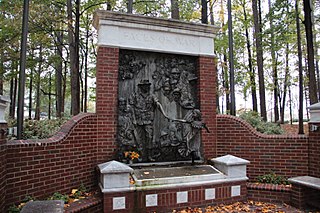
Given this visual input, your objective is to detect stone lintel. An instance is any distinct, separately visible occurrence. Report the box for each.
[93,10,219,56]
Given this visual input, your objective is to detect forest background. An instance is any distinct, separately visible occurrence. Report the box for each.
[0,0,319,137]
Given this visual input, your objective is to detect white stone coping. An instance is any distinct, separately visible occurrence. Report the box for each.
[99,176,248,193]
[0,95,10,124]
[288,176,320,190]
[93,11,219,56]
[0,95,10,103]
[93,11,219,37]
[98,160,133,174]
[307,102,320,110]
[212,154,250,166]
[0,95,10,106]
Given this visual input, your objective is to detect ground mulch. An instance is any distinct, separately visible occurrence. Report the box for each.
[280,124,309,135]
[172,200,320,213]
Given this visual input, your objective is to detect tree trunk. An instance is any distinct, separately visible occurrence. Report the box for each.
[317,59,320,98]
[296,0,304,134]
[227,0,235,116]
[28,67,33,120]
[84,13,89,112]
[242,0,257,112]
[209,0,215,24]
[35,46,42,121]
[48,72,51,119]
[55,14,63,118]
[303,0,318,104]
[313,13,320,100]
[268,0,279,122]
[252,0,267,120]
[62,60,67,115]
[201,0,208,24]
[128,0,133,13]
[288,85,293,125]
[9,73,18,119]
[80,52,84,112]
[280,43,290,124]
[0,50,4,95]
[171,0,180,19]
[223,54,230,112]
[67,0,80,116]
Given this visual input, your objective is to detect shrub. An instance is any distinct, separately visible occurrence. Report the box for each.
[257,172,290,185]
[47,192,69,203]
[239,111,284,135]
[8,196,36,213]
[8,118,69,140]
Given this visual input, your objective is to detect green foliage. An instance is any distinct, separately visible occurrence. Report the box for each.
[22,118,68,139]
[21,195,36,203]
[8,195,36,213]
[239,111,284,135]
[8,118,68,140]
[257,172,290,185]
[78,183,87,193]
[9,185,88,212]
[8,205,20,213]
[47,192,69,203]
[71,183,87,199]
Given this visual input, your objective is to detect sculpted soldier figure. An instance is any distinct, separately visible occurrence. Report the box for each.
[117,98,137,162]
[130,79,169,161]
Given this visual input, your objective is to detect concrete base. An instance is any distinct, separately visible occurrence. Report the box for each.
[133,165,224,187]
[21,200,64,213]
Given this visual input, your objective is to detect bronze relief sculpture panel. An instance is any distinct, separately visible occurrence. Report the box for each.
[117,50,208,163]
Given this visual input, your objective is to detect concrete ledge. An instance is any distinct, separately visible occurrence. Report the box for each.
[100,176,248,193]
[21,200,64,213]
[289,176,320,190]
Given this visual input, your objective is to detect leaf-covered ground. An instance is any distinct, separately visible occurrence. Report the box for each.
[172,201,320,213]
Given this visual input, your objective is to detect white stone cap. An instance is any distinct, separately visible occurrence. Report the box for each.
[93,10,219,38]
[92,10,219,56]
[307,102,320,110]
[98,160,133,174]
[288,176,320,190]
[0,95,10,105]
[211,155,250,166]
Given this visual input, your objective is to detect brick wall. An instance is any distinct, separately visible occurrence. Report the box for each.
[291,184,320,209]
[96,46,119,163]
[247,183,291,204]
[0,123,7,213]
[308,123,320,178]
[2,45,317,212]
[217,115,309,180]
[103,181,247,213]
[5,114,99,208]
[198,56,217,160]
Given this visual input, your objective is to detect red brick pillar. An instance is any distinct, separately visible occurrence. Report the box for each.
[96,46,119,163]
[308,123,320,178]
[290,183,308,209]
[0,123,7,213]
[198,56,217,161]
